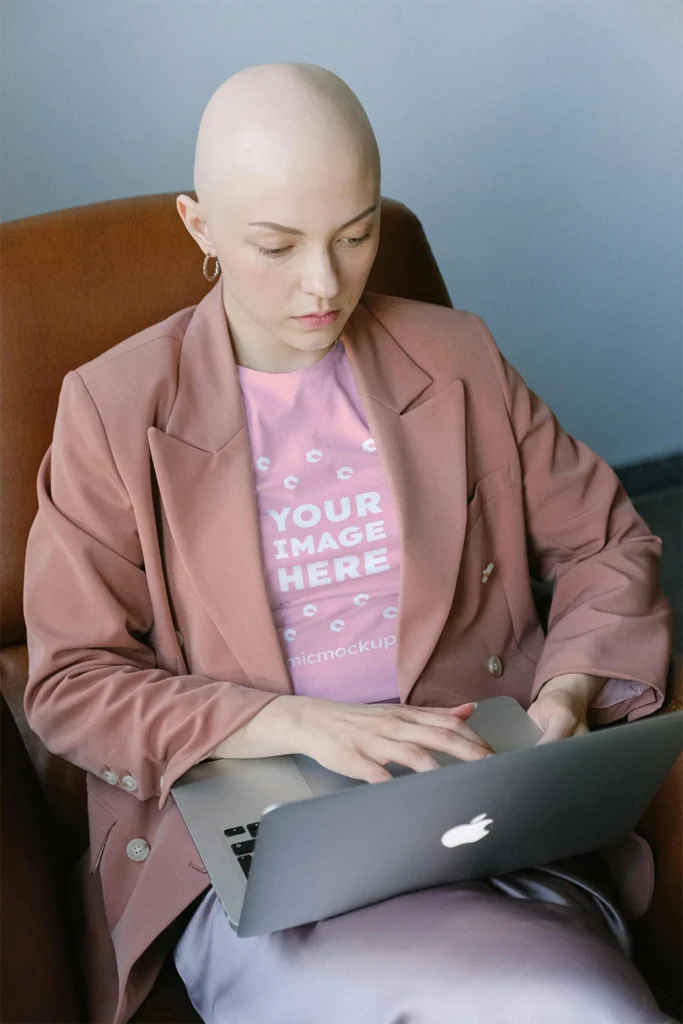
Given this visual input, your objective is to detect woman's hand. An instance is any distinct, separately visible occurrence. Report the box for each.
[284,696,495,783]
[527,672,604,745]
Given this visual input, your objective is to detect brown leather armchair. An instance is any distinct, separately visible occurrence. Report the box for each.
[1,193,681,1023]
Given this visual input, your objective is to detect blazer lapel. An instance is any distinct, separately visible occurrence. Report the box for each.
[148,282,468,705]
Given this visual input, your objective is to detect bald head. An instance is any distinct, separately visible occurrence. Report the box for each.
[177,63,381,373]
[193,62,380,220]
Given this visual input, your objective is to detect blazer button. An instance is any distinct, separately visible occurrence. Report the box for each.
[121,775,138,792]
[487,656,504,678]
[126,838,150,862]
[481,562,495,584]
[175,630,184,648]
[102,769,119,785]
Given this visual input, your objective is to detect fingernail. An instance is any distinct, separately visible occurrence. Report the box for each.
[471,702,479,708]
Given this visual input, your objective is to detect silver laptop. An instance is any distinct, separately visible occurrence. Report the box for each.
[171,696,683,938]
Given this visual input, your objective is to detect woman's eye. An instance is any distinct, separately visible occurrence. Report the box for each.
[255,245,288,258]
[257,231,372,259]
[344,232,370,245]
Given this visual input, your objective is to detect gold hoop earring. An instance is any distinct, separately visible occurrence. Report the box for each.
[203,253,221,282]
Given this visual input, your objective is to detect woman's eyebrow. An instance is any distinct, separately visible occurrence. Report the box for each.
[247,204,377,235]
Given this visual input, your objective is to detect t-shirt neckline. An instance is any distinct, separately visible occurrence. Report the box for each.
[237,337,343,381]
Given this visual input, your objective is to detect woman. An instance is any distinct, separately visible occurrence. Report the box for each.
[23,63,674,1023]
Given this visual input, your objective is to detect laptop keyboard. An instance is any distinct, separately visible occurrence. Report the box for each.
[224,821,260,877]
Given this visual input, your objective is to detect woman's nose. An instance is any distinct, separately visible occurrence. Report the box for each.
[301,252,341,294]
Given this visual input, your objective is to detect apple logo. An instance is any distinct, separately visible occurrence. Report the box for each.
[440,812,494,848]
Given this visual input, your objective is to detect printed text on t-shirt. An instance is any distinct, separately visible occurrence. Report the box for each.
[265,490,391,593]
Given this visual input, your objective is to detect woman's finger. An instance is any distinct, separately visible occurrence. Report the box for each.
[403,706,494,753]
[389,720,494,760]
[535,706,578,745]
[426,702,477,719]
[373,702,475,718]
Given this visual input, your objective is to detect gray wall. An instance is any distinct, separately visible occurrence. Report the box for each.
[2,0,681,468]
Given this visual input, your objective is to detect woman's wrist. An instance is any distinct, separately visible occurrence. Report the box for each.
[538,672,605,705]
[208,694,303,760]
[206,696,317,761]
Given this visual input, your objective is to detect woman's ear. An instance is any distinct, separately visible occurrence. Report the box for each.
[176,194,212,252]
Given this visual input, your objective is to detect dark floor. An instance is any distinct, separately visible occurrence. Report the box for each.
[631,487,682,656]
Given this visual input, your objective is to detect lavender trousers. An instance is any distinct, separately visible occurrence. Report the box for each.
[173,855,672,1024]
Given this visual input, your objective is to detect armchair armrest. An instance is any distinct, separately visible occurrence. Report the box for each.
[0,691,83,1023]
[632,653,682,1020]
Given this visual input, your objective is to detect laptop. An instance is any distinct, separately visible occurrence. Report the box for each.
[171,695,683,938]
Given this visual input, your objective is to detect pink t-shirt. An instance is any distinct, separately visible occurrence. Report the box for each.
[237,338,401,704]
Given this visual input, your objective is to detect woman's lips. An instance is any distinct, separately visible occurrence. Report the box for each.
[293,310,339,328]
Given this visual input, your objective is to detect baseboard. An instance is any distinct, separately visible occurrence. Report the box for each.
[612,452,682,498]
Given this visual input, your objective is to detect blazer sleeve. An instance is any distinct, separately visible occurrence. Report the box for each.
[23,370,283,810]
[465,314,674,724]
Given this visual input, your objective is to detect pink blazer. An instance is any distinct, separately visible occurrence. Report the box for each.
[23,281,673,1022]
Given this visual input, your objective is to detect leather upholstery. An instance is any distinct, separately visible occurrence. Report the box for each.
[1,192,680,1022]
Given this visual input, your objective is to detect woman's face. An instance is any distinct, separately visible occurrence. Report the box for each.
[191,158,381,371]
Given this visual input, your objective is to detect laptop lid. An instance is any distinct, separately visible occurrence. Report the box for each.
[235,708,682,936]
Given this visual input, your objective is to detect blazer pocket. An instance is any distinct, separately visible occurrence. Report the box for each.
[465,463,514,534]
[88,792,117,874]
